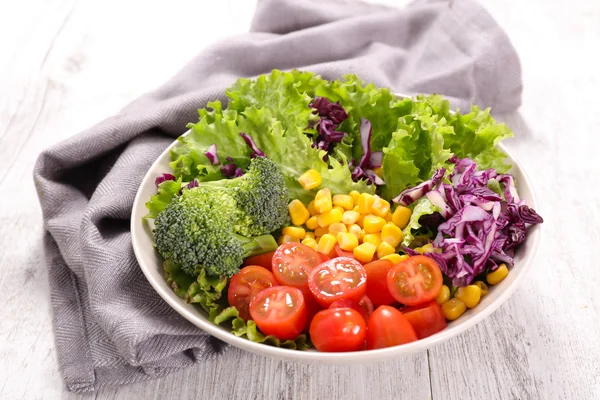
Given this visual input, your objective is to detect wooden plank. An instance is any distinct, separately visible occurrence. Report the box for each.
[62,349,430,400]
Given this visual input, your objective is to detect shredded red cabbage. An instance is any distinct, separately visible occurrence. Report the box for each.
[205,144,219,165]
[349,118,385,186]
[399,157,543,286]
[155,173,175,187]
[309,97,348,154]
[240,133,265,158]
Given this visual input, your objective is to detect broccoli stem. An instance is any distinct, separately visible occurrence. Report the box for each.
[236,234,278,258]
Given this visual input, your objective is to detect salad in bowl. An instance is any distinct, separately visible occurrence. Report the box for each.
[134,70,543,355]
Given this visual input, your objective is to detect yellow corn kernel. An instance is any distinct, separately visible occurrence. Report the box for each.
[305,216,319,230]
[358,229,366,241]
[333,194,354,211]
[372,166,383,178]
[442,298,467,321]
[371,196,391,218]
[384,212,393,222]
[349,190,360,204]
[474,281,489,296]
[455,285,482,309]
[417,243,440,254]
[305,232,315,239]
[342,210,361,225]
[347,224,362,238]
[357,193,375,214]
[363,215,386,233]
[317,234,337,256]
[318,207,343,228]
[353,205,360,212]
[278,235,299,245]
[301,237,318,251]
[377,241,396,259]
[314,188,333,213]
[353,242,377,263]
[328,222,347,235]
[282,226,306,240]
[363,233,382,247]
[333,205,345,215]
[435,285,451,305]
[337,232,359,251]
[307,201,319,217]
[314,227,329,238]
[356,214,365,228]
[487,264,509,285]
[288,200,310,226]
[381,222,403,248]
[392,206,412,229]
[380,253,409,265]
[298,169,322,190]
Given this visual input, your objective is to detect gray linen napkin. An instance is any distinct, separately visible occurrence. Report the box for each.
[34,0,522,392]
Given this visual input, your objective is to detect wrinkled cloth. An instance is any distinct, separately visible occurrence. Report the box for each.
[34,0,522,392]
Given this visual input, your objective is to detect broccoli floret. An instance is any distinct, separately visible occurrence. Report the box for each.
[199,156,289,236]
[154,187,278,277]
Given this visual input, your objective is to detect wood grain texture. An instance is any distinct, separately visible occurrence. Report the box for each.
[0,0,599,399]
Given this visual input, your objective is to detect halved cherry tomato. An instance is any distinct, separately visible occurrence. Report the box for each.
[366,305,418,350]
[308,257,367,308]
[386,255,443,306]
[228,266,279,320]
[249,286,306,340]
[309,308,367,352]
[402,301,447,339]
[272,243,325,291]
[243,251,275,270]
[364,259,396,306]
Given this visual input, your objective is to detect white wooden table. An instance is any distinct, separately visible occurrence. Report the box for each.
[1,0,599,398]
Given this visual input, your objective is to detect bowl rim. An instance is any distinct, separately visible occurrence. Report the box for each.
[131,101,541,362]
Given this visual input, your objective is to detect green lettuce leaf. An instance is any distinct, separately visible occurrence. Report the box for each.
[380,101,454,200]
[444,105,513,173]
[170,101,249,181]
[144,179,182,219]
[185,269,229,322]
[401,197,442,247]
[163,259,196,298]
[226,69,324,135]
[214,306,310,350]
[314,74,413,160]
[171,76,374,204]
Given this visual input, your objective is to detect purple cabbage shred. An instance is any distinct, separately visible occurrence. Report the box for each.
[155,173,175,187]
[396,156,543,286]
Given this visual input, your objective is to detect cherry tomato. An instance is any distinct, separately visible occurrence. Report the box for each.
[366,305,418,350]
[329,295,374,322]
[249,286,306,340]
[309,308,367,352]
[272,243,325,290]
[387,255,443,306]
[318,252,330,263]
[301,287,324,332]
[364,259,396,306]
[243,251,275,270]
[358,295,374,319]
[308,257,367,308]
[334,244,355,259]
[402,301,447,339]
[227,266,279,320]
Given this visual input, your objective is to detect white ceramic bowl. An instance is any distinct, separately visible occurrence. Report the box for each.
[131,130,541,364]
